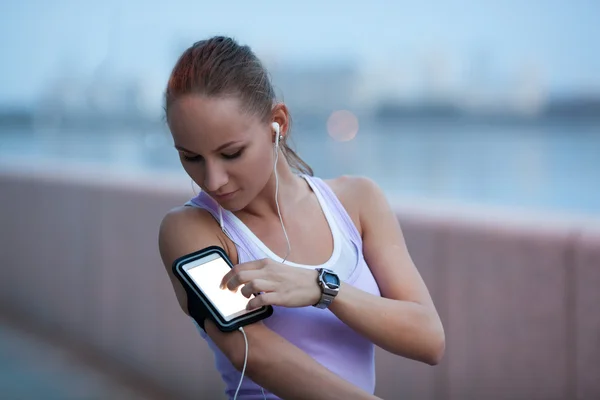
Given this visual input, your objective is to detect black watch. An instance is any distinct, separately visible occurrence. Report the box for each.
[313,268,340,309]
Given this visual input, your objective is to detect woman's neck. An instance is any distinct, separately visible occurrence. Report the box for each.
[237,153,307,221]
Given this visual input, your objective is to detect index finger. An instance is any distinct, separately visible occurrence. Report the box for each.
[219,259,266,289]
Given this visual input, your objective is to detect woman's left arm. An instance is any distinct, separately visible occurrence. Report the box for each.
[221,177,445,365]
[328,177,445,365]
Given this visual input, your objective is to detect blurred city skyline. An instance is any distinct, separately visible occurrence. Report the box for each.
[1,0,599,217]
[1,0,600,113]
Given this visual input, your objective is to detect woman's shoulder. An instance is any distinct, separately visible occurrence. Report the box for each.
[322,174,380,197]
[158,206,237,265]
[160,205,215,238]
[320,175,385,235]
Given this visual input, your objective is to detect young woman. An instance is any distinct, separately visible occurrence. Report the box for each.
[159,36,445,400]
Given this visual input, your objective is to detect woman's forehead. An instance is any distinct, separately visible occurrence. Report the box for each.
[169,95,260,150]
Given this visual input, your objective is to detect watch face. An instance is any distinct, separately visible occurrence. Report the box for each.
[323,271,340,288]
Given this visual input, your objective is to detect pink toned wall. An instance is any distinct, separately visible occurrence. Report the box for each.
[1,166,598,400]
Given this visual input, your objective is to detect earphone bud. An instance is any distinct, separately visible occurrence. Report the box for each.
[272,122,281,147]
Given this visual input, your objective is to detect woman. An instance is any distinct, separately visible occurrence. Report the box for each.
[159,36,445,400]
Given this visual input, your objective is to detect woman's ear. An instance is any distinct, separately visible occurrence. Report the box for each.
[271,103,289,136]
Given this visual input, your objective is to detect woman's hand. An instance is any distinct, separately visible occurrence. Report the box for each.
[220,259,322,310]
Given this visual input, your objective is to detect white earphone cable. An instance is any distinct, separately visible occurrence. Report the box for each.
[233,326,250,400]
[230,123,289,400]
[273,132,291,263]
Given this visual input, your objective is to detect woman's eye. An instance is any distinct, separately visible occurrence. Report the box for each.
[182,153,203,162]
[223,149,243,160]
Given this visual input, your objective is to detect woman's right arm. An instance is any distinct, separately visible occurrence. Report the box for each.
[159,207,380,400]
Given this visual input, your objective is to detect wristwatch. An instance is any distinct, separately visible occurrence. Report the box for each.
[313,268,340,309]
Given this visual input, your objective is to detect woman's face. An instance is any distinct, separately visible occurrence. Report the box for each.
[167,95,276,211]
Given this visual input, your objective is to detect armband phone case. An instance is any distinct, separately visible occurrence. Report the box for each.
[172,245,273,332]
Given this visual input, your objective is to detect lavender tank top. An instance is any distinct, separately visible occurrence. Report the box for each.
[185,175,381,399]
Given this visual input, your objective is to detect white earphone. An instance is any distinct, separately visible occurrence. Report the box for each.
[272,122,281,147]
[226,119,290,400]
[270,120,290,262]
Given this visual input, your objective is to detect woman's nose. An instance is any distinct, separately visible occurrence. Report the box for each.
[203,161,228,193]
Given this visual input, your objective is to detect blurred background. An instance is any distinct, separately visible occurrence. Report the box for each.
[2,0,600,214]
[1,1,599,399]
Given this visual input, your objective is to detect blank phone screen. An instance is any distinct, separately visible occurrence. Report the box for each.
[184,253,255,321]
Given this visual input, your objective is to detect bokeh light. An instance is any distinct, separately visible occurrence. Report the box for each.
[326,110,359,142]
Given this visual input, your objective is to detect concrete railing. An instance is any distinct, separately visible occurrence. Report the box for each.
[1,163,598,400]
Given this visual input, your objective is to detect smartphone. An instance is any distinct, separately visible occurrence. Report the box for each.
[172,246,273,332]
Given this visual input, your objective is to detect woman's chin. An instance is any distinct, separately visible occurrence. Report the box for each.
[214,193,246,212]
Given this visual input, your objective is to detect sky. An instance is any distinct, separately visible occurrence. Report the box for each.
[1,0,599,108]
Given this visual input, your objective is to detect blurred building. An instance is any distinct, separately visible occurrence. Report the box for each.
[32,72,161,129]
[269,62,362,117]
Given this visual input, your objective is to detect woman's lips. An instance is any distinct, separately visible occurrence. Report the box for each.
[213,190,238,201]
